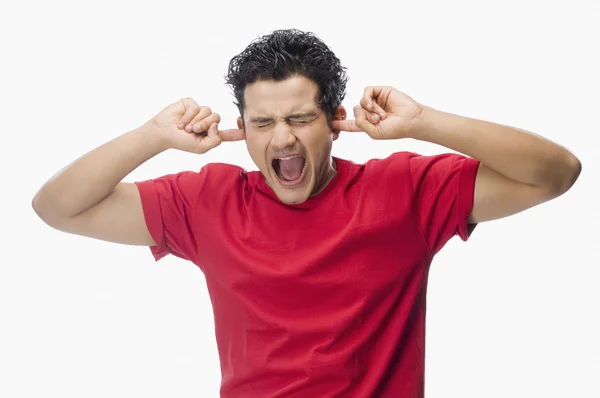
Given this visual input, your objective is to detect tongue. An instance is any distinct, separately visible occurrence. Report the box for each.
[279,157,305,181]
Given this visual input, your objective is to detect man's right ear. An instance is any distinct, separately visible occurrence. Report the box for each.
[237,117,244,130]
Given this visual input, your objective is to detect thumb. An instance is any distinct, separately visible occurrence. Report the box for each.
[198,122,222,153]
[353,105,377,136]
[207,122,221,140]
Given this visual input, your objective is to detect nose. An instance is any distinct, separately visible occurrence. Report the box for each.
[271,122,297,151]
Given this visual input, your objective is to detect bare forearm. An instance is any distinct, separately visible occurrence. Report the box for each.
[408,106,581,192]
[32,123,168,219]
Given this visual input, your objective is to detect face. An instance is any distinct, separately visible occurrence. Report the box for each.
[238,75,346,205]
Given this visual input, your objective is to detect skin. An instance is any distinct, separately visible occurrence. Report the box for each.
[236,75,347,205]
[31,80,580,248]
[334,86,582,223]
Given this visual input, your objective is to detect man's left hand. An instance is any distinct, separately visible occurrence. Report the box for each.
[332,86,424,140]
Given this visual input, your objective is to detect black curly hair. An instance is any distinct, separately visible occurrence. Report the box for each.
[225,29,349,128]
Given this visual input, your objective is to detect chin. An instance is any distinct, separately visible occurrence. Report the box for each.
[264,155,315,204]
[267,167,315,205]
[274,189,311,205]
[270,178,314,204]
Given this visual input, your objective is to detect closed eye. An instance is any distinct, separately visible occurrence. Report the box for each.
[289,120,311,125]
[256,121,310,128]
[254,118,315,129]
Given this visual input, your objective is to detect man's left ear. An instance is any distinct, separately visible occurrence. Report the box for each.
[331,106,347,141]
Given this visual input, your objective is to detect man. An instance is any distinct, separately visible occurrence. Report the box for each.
[32,29,581,397]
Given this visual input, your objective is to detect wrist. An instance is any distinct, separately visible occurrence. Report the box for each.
[405,105,437,140]
[133,121,172,153]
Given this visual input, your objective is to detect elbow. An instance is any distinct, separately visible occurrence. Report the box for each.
[31,192,43,218]
[32,194,65,231]
[32,190,81,232]
[32,192,51,223]
[568,154,582,185]
[32,191,60,226]
[547,152,582,196]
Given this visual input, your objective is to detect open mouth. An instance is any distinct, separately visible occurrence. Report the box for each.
[272,155,307,185]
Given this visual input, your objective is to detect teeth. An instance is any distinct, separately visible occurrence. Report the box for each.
[272,155,307,182]
[277,155,301,160]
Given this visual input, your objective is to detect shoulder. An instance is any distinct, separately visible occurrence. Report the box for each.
[201,162,248,178]
[362,151,418,177]
[358,151,478,194]
[364,151,475,176]
[150,162,246,186]
[363,151,465,168]
[195,162,253,190]
[143,162,250,201]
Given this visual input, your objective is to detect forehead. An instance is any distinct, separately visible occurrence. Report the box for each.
[243,75,319,118]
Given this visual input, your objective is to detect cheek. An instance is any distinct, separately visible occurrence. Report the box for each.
[302,127,333,158]
[245,134,271,166]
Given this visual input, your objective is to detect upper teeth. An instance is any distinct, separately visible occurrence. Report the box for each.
[278,156,300,160]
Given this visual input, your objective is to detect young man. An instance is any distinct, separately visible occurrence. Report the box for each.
[32,29,581,397]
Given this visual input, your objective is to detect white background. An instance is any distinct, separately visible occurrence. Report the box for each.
[1,0,599,397]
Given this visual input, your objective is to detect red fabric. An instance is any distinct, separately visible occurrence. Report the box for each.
[134,151,480,398]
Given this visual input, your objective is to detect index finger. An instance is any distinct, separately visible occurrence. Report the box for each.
[331,119,363,132]
[218,128,245,141]
[361,86,385,108]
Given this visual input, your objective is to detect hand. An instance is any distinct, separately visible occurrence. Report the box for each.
[146,98,245,154]
[332,86,424,140]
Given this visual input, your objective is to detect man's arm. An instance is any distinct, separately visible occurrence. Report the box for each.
[32,99,229,245]
[407,106,582,223]
[333,85,581,224]
[32,127,167,245]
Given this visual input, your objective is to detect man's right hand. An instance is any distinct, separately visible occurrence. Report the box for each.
[148,98,245,154]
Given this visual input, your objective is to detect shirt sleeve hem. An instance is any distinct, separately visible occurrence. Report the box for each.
[456,157,481,241]
[134,180,170,261]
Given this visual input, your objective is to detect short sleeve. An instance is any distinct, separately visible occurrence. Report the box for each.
[134,168,210,262]
[408,152,480,255]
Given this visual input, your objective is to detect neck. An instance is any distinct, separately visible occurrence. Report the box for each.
[311,157,337,197]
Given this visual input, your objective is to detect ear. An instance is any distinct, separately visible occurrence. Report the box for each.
[331,106,347,141]
[237,117,244,130]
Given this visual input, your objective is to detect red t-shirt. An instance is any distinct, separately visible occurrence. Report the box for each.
[135,151,480,397]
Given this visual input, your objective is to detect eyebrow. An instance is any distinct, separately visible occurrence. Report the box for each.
[249,112,319,124]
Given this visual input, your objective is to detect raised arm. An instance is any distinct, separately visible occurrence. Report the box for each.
[32,98,243,245]
[333,86,581,224]
[405,106,581,223]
